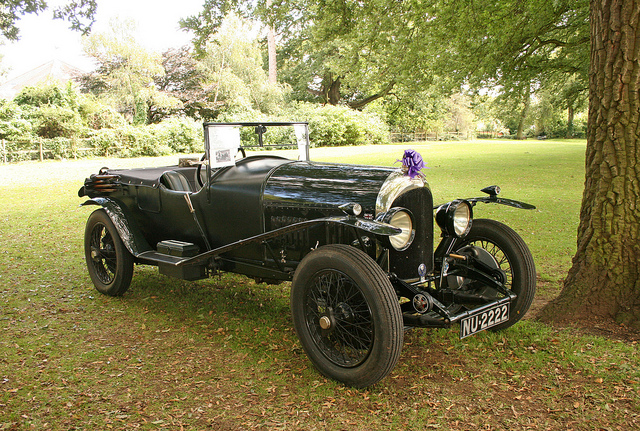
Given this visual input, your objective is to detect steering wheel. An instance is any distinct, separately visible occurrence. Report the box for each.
[196,147,247,188]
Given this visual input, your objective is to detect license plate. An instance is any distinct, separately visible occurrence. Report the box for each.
[460,302,510,339]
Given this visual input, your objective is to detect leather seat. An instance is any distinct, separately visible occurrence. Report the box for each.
[161,170,192,192]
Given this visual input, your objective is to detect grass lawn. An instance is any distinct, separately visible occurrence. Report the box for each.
[1,139,638,430]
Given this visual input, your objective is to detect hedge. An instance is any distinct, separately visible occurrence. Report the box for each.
[1,118,203,161]
[2,105,391,162]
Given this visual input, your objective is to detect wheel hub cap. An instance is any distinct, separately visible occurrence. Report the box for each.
[91,248,101,262]
[319,316,331,330]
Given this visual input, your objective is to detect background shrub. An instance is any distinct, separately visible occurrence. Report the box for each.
[115,126,172,158]
[13,83,75,108]
[287,103,390,147]
[1,91,392,162]
[88,129,120,157]
[222,102,390,148]
[32,106,86,139]
[0,101,34,141]
[42,137,73,159]
[149,118,202,153]
[80,99,128,130]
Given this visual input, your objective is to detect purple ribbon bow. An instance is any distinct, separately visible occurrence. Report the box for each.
[399,149,425,179]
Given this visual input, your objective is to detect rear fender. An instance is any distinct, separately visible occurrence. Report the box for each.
[81,197,152,257]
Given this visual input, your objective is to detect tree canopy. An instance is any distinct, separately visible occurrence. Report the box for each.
[0,0,96,40]
[80,19,180,124]
[181,0,589,115]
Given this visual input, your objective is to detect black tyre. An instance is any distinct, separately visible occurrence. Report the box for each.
[291,244,403,388]
[453,219,536,330]
[84,209,134,296]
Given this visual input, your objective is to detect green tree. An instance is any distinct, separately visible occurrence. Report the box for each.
[0,99,33,139]
[182,0,589,117]
[180,0,278,83]
[549,75,589,138]
[80,19,180,124]
[0,0,96,40]
[182,1,420,108]
[200,12,286,116]
[306,0,588,114]
[13,82,87,138]
[154,46,219,121]
[179,0,242,56]
[380,87,449,133]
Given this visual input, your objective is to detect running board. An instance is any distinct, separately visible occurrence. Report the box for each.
[138,241,208,281]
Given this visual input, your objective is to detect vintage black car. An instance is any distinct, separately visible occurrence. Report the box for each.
[79,122,536,387]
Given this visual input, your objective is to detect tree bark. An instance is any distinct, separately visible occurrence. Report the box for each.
[540,0,640,328]
[516,88,531,140]
[306,72,342,104]
[326,73,341,105]
[348,81,396,110]
[266,0,277,84]
[566,106,575,138]
[267,27,277,84]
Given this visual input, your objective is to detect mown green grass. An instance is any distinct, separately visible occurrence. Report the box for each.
[1,139,638,430]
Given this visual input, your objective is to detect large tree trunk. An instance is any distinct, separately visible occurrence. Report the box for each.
[348,81,396,110]
[326,73,341,105]
[515,89,530,140]
[540,0,640,328]
[267,27,277,84]
[266,0,277,84]
[306,72,342,104]
[566,105,575,139]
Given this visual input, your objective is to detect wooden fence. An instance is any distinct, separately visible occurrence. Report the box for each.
[476,130,504,139]
[389,131,470,142]
[1,138,94,163]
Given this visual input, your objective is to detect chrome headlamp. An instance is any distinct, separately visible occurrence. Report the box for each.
[378,207,415,251]
[435,199,473,238]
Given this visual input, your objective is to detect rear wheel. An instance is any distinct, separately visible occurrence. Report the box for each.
[453,219,536,330]
[84,209,134,296]
[291,245,403,387]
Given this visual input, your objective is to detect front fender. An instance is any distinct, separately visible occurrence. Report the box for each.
[434,188,536,211]
[81,197,152,257]
[466,196,536,210]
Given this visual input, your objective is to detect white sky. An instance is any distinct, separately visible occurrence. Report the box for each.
[1,0,205,81]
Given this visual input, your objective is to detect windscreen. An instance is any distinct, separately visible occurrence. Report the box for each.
[204,122,310,167]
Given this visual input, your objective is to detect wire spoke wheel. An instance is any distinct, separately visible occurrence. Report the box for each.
[470,239,512,285]
[89,222,117,285]
[84,209,134,296]
[291,245,403,388]
[305,269,374,367]
[454,219,536,330]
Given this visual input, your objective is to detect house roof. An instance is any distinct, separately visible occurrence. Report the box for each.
[0,59,85,100]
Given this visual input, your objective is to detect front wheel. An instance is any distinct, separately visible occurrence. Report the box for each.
[453,219,536,330]
[291,245,403,388]
[84,209,134,296]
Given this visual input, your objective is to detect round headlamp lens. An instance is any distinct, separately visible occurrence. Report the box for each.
[388,209,414,251]
[453,202,472,236]
[436,200,473,238]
